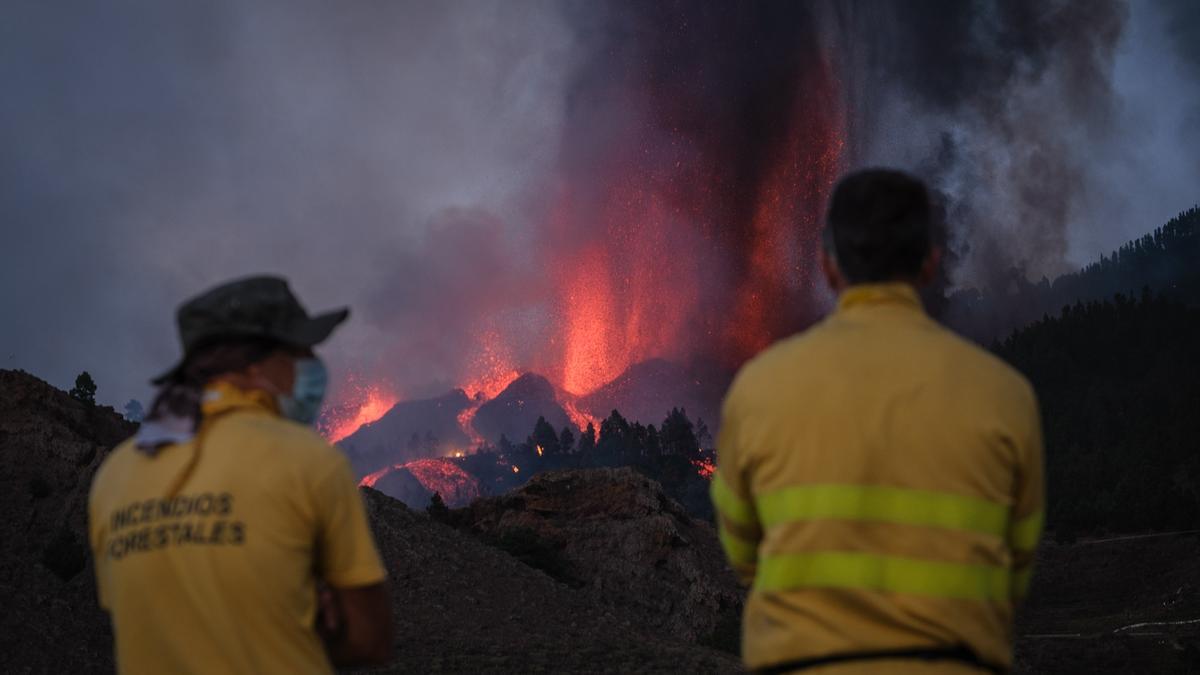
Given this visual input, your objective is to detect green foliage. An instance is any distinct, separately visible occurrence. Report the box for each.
[69,371,97,405]
[995,290,1200,539]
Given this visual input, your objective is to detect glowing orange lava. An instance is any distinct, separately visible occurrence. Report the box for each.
[359,458,481,507]
[555,177,699,396]
[559,396,600,437]
[322,379,400,443]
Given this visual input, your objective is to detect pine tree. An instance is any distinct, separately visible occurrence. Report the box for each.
[69,371,97,406]
[123,399,144,423]
[530,416,560,456]
[578,422,596,455]
[559,426,576,454]
[661,408,699,459]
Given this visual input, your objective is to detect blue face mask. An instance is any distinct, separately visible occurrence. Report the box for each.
[278,357,328,425]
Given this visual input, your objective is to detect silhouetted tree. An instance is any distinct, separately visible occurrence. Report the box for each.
[123,399,144,423]
[497,434,516,457]
[661,408,699,459]
[578,422,597,455]
[530,416,561,456]
[645,424,662,457]
[69,371,96,406]
[559,426,575,454]
[695,418,712,449]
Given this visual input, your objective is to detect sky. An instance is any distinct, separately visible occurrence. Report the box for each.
[2,0,1198,409]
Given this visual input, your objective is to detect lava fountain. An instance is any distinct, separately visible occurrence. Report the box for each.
[329,4,849,453]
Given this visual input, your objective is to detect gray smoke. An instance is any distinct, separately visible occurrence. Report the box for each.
[1,1,1197,409]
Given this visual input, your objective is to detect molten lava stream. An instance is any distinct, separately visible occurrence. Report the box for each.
[323,383,399,443]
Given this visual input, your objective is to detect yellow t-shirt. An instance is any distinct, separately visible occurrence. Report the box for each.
[88,383,387,675]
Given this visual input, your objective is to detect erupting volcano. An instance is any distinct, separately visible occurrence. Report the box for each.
[325,4,851,489]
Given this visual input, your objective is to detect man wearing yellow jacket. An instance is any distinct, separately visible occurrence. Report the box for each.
[713,170,1044,674]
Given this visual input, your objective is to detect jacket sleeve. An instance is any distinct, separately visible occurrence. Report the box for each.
[711,375,763,585]
[1008,385,1045,602]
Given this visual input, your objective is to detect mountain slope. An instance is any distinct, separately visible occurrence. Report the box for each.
[0,369,741,673]
[0,369,133,674]
[473,373,574,442]
[339,388,472,476]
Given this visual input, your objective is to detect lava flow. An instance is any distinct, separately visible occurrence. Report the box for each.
[359,458,481,508]
[319,377,400,443]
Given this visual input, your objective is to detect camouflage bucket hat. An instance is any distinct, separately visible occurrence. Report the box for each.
[151,275,349,385]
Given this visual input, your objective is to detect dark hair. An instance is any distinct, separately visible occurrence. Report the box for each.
[146,337,281,427]
[823,168,934,283]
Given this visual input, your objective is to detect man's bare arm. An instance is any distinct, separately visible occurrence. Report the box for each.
[317,581,393,666]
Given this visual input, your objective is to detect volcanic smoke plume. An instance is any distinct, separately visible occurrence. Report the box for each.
[330,0,1135,442]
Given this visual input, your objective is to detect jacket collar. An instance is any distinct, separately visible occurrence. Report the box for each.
[201,380,280,420]
[836,282,924,314]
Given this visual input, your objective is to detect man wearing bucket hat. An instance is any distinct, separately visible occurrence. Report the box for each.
[88,276,392,674]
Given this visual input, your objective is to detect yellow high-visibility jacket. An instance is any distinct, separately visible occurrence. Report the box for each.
[713,283,1044,674]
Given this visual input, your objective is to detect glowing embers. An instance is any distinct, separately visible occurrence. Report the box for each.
[692,458,715,480]
[320,377,399,443]
[360,458,481,508]
[555,180,700,398]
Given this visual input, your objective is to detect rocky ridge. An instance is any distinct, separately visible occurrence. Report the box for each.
[452,467,743,648]
[0,369,742,673]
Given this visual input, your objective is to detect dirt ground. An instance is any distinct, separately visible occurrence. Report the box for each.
[1014,531,1200,673]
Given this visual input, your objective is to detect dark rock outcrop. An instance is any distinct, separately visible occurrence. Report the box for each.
[362,488,742,673]
[0,369,134,674]
[453,467,744,648]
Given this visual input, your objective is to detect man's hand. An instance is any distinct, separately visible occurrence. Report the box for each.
[316,581,393,666]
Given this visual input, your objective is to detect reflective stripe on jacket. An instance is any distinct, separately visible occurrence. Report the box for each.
[713,282,1044,672]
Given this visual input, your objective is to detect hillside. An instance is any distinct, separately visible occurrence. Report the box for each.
[338,388,473,476]
[0,369,133,674]
[994,291,1200,539]
[5,367,1199,672]
[946,206,1200,341]
[0,369,741,673]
